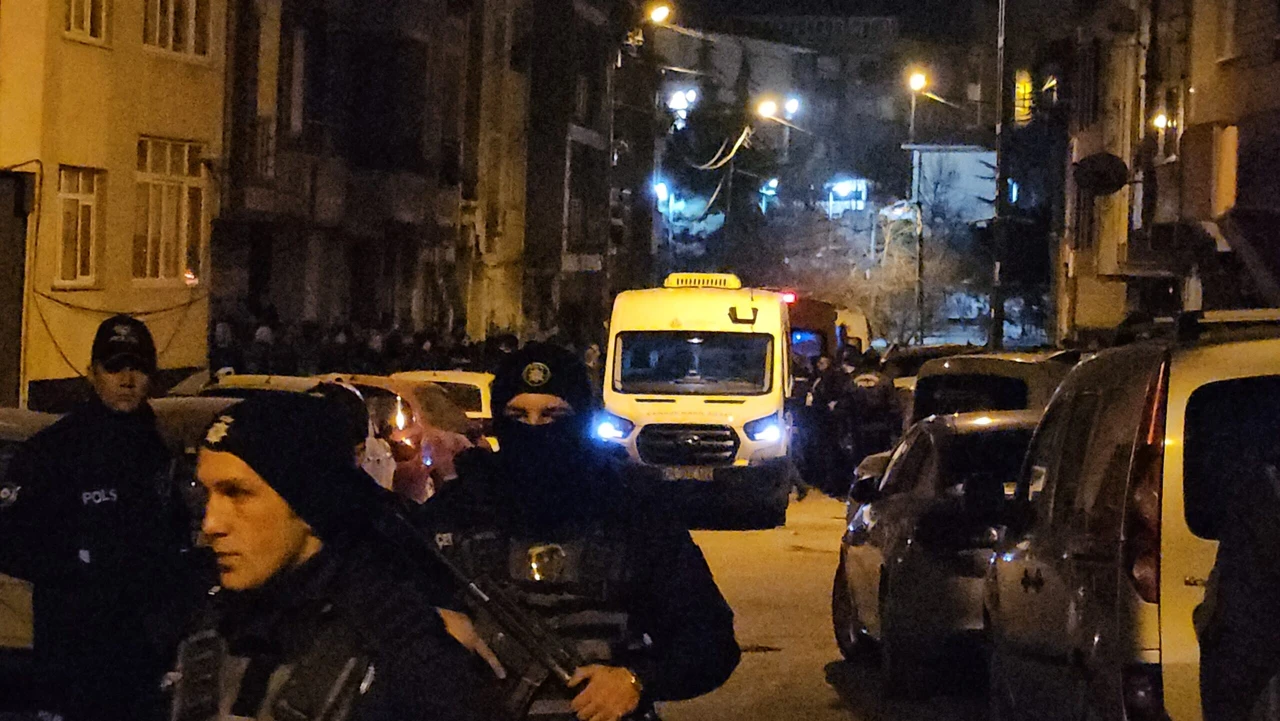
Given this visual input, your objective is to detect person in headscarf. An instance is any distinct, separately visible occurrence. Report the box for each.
[417,343,740,721]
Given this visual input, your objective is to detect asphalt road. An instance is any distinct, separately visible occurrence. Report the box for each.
[661,493,987,721]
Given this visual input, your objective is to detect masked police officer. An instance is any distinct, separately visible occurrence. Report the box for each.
[419,343,741,721]
[0,315,194,720]
[175,392,499,721]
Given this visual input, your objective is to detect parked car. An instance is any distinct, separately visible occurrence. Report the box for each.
[392,370,497,449]
[880,344,980,415]
[832,410,1039,696]
[909,350,1080,425]
[315,374,473,502]
[194,374,320,398]
[985,312,1280,721]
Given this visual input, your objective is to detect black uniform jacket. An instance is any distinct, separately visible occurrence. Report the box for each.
[417,451,742,704]
[0,398,194,716]
[207,539,503,721]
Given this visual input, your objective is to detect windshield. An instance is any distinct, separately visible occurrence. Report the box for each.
[432,382,485,414]
[942,428,1035,495]
[913,374,1030,422]
[614,332,773,396]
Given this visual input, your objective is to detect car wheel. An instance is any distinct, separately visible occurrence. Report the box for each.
[879,573,927,699]
[831,561,869,660]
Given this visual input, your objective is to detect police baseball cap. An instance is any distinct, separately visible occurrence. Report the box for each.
[201,392,388,540]
[91,314,157,374]
[491,342,595,415]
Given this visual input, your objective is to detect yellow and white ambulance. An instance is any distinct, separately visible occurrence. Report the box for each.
[599,273,793,528]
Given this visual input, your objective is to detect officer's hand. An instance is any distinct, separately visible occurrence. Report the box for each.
[437,608,506,679]
[569,665,641,721]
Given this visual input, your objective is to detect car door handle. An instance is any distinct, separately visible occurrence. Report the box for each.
[1020,568,1046,593]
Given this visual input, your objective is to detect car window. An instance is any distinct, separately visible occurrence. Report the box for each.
[358,386,416,435]
[1018,396,1071,527]
[913,374,1030,422]
[433,382,485,414]
[940,428,1035,497]
[411,386,471,435]
[881,432,932,496]
[1072,377,1150,541]
[1049,394,1101,532]
[0,440,20,482]
[1185,375,1280,539]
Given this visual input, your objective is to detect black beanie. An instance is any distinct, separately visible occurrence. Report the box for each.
[491,342,596,416]
[200,393,380,539]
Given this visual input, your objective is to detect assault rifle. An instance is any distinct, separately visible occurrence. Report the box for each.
[373,506,658,721]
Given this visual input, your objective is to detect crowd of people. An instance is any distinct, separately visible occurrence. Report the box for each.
[207,316,608,393]
[789,345,903,498]
[0,315,736,721]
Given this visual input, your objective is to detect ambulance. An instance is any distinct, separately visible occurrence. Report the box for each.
[599,273,793,528]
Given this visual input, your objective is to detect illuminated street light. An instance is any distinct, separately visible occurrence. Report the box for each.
[908,71,928,145]
[909,72,928,93]
[757,99,779,119]
[667,91,690,111]
[1153,112,1169,130]
[649,3,672,23]
[685,89,698,103]
[653,182,670,203]
[833,180,857,198]
[784,97,801,118]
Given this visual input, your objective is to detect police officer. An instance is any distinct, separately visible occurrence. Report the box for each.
[177,392,500,721]
[419,343,740,721]
[838,349,899,468]
[0,315,194,720]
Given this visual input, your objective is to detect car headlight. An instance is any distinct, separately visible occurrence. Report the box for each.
[595,412,635,441]
[744,414,783,443]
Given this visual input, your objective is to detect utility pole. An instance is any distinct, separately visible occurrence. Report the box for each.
[990,0,1011,350]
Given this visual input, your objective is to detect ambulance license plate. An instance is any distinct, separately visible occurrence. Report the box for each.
[662,466,716,482]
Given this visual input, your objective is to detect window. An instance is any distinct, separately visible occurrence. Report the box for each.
[1185,375,1280,538]
[1213,125,1239,216]
[65,0,106,42]
[881,433,932,496]
[1014,70,1034,124]
[1049,394,1101,531]
[614,332,773,395]
[133,138,205,282]
[144,0,210,56]
[912,374,1030,423]
[57,167,102,285]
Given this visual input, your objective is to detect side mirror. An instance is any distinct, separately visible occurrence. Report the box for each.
[849,477,881,505]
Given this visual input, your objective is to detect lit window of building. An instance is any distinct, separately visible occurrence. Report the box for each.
[57,167,103,285]
[1015,70,1034,124]
[133,138,205,282]
[143,0,211,56]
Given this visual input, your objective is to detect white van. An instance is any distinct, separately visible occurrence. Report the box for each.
[599,273,793,528]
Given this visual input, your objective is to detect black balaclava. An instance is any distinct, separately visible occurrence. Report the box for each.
[490,342,603,532]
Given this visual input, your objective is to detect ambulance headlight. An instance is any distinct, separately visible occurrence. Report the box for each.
[595,412,635,441]
[744,414,783,443]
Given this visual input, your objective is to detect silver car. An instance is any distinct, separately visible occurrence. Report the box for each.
[832,410,1039,697]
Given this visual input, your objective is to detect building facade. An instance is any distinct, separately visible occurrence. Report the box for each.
[0,0,224,409]
[216,0,473,340]
[1057,0,1280,342]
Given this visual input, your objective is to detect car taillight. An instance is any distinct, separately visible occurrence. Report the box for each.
[1125,361,1168,605]
[1122,663,1169,721]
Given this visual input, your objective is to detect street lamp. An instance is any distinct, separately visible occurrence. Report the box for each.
[784,97,801,119]
[757,99,779,119]
[908,71,928,144]
[648,2,672,23]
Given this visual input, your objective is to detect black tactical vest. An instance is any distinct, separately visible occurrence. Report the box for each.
[437,523,640,721]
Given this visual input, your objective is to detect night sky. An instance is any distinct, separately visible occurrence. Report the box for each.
[683,0,986,42]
